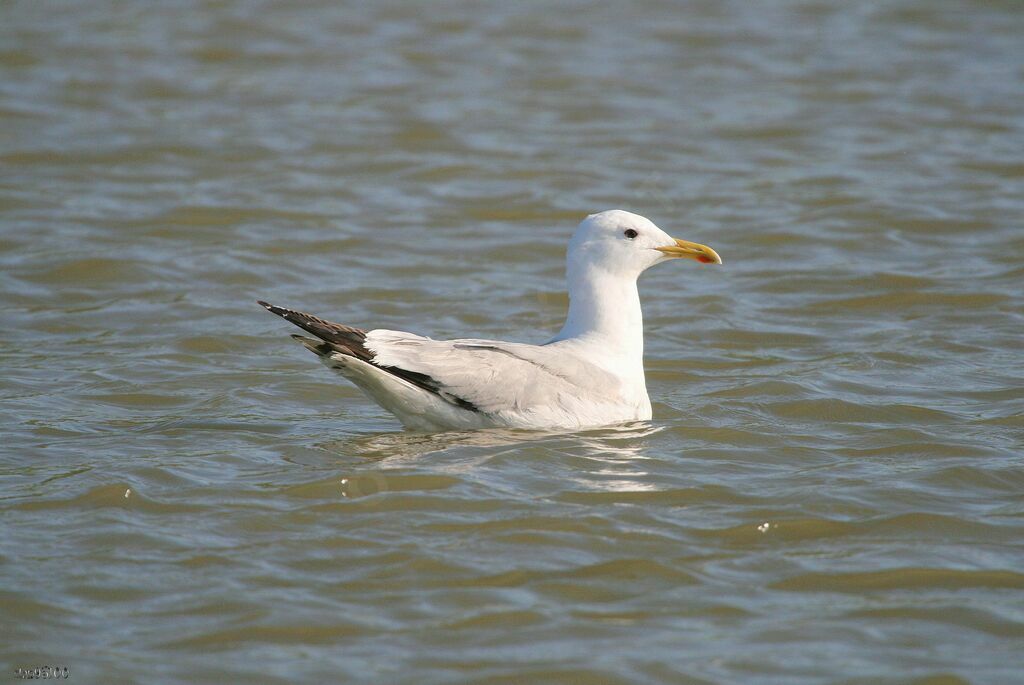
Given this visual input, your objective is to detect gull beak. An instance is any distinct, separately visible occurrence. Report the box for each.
[655,238,723,265]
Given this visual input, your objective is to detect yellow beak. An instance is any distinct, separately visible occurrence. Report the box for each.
[655,238,723,265]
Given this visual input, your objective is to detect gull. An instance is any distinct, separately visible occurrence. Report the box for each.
[259,210,721,431]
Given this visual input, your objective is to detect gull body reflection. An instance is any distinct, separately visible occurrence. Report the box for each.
[311,422,668,499]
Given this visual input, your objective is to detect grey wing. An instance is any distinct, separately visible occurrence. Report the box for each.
[365,331,624,418]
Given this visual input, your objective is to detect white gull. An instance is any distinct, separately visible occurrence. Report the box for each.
[259,210,722,431]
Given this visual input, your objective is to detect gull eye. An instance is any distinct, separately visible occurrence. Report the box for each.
[623,229,638,239]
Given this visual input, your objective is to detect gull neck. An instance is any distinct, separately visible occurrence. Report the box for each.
[550,261,645,364]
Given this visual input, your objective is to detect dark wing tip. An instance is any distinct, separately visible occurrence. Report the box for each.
[257,300,293,319]
[258,301,372,359]
[290,333,337,357]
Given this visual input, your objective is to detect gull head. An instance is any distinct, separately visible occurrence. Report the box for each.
[567,210,722,280]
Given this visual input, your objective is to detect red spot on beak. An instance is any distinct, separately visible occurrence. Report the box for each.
[697,255,713,264]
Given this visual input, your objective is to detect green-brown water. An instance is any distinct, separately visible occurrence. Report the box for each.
[2,1,1023,683]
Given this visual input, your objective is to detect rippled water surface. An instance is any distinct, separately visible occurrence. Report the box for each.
[2,1,1023,683]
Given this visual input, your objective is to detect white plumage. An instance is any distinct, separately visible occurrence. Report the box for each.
[260,210,721,431]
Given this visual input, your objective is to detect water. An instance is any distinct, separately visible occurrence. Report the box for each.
[2,1,1023,683]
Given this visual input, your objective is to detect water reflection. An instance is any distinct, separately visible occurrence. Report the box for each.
[319,421,660,462]
[314,421,667,493]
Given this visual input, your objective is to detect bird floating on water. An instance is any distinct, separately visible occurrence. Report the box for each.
[259,210,721,431]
